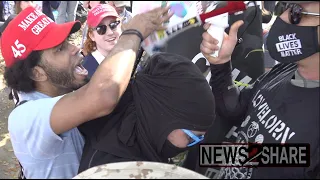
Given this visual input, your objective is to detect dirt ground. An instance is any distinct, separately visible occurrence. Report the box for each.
[0,76,18,179]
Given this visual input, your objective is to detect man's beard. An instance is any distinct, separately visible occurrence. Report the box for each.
[43,64,88,92]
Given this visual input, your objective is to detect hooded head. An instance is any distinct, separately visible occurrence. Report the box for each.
[133,53,216,160]
[92,53,216,163]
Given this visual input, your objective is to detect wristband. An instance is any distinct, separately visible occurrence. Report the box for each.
[121,29,144,43]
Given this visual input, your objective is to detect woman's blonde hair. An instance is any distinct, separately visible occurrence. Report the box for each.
[83,28,97,56]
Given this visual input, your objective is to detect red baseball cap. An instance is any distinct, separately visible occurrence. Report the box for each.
[0,6,81,67]
[87,4,119,28]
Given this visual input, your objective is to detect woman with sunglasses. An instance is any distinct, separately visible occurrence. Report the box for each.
[197,1,319,179]
[82,4,122,78]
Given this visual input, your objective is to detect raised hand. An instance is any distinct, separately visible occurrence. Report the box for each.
[200,20,244,64]
[123,6,174,39]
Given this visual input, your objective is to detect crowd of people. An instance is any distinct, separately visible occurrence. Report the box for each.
[0,1,319,179]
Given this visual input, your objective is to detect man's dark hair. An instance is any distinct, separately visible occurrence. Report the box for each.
[4,51,42,100]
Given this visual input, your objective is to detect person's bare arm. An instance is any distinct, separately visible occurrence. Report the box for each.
[50,6,173,135]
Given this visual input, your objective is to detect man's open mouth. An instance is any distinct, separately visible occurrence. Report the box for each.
[74,60,88,76]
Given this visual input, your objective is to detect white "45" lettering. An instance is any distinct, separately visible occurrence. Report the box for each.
[11,40,26,58]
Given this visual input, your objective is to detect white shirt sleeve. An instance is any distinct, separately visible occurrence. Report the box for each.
[8,95,66,160]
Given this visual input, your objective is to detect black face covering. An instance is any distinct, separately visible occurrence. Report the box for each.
[160,140,188,160]
[266,17,319,63]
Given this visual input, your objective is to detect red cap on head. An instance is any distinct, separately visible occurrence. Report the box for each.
[0,6,81,67]
[87,4,119,28]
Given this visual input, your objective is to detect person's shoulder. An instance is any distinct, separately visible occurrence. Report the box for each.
[83,53,95,63]
[12,95,63,110]
[8,96,64,130]
[83,53,99,77]
[267,63,297,76]
[83,53,98,68]
[255,63,297,84]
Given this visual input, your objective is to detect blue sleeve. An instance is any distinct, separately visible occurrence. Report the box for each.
[8,95,66,159]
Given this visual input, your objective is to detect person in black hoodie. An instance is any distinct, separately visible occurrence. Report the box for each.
[77,52,216,174]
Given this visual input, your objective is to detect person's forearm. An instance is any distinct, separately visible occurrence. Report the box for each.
[209,61,252,121]
[84,34,140,117]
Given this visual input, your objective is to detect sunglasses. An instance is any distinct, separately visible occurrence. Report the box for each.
[287,3,320,24]
[94,20,121,35]
[182,129,204,147]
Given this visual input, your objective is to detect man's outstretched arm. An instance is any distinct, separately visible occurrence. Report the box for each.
[50,6,174,135]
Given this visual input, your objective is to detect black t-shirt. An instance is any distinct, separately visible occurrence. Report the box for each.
[183,63,319,179]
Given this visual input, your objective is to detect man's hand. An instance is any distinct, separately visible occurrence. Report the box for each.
[200,20,244,65]
[123,6,174,39]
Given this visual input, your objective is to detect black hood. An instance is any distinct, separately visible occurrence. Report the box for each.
[92,52,216,162]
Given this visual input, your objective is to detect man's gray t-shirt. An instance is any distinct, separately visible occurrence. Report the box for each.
[8,91,84,179]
